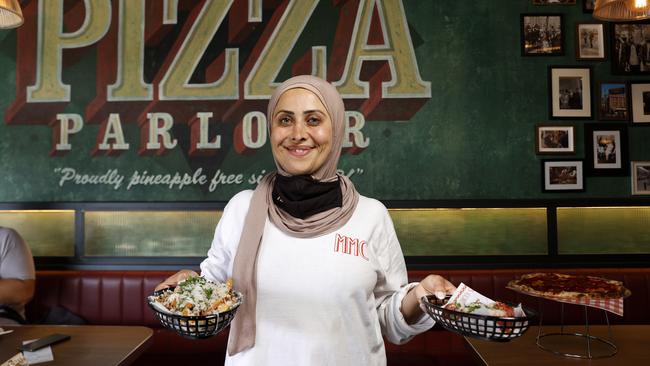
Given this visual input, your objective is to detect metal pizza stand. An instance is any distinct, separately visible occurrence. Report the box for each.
[507,275,631,359]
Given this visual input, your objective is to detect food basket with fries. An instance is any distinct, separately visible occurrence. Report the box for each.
[147,277,243,339]
[422,294,537,342]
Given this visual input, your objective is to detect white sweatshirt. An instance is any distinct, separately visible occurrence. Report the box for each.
[200,190,434,366]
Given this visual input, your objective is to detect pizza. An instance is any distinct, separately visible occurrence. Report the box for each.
[507,273,631,300]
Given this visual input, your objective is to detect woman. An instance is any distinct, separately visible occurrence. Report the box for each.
[156,75,455,365]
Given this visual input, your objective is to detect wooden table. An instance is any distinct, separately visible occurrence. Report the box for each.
[465,325,650,366]
[0,325,153,366]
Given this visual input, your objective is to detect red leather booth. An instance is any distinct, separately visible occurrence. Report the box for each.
[26,268,650,366]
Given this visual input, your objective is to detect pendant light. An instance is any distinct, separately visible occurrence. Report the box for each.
[593,0,650,21]
[0,0,23,29]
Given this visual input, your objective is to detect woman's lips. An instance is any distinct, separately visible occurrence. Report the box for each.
[285,145,312,157]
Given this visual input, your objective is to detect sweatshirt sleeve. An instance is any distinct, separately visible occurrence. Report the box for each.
[200,190,253,283]
[372,205,434,345]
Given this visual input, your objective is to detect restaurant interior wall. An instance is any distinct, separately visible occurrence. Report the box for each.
[0,1,648,269]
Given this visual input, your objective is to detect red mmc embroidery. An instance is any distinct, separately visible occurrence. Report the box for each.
[334,233,368,260]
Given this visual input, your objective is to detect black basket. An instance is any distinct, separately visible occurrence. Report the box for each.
[147,288,242,339]
[422,295,537,342]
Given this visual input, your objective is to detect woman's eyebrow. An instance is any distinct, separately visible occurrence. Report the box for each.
[303,109,325,115]
[274,109,295,117]
[274,109,325,116]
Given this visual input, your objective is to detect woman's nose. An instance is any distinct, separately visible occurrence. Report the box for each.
[290,121,306,141]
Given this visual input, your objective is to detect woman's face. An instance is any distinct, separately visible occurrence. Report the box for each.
[270,88,333,176]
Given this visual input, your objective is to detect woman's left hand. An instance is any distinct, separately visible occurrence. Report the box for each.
[401,274,456,324]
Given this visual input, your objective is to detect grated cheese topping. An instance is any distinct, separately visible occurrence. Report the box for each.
[154,276,239,316]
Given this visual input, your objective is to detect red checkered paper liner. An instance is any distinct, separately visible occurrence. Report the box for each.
[508,287,625,316]
[543,293,623,316]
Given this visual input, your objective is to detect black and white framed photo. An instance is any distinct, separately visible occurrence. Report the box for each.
[598,82,628,121]
[521,14,564,56]
[629,81,650,123]
[611,22,650,74]
[542,160,584,192]
[549,66,592,118]
[533,0,576,4]
[535,124,575,154]
[583,0,595,13]
[584,123,629,176]
[631,161,650,195]
[576,23,605,60]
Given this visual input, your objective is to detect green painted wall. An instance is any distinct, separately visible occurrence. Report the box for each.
[0,1,648,203]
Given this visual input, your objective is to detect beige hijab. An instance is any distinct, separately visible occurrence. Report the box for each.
[228,75,359,355]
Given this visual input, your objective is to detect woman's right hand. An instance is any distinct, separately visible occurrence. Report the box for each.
[154,269,199,292]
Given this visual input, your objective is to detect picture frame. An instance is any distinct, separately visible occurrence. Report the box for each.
[629,81,650,124]
[521,14,564,56]
[549,66,592,119]
[631,161,650,195]
[597,82,628,121]
[542,160,584,192]
[533,0,576,4]
[535,124,575,154]
[583,0,595,13]
[610,22,650,75]
[576,23,605,60]
[584,123,629,176]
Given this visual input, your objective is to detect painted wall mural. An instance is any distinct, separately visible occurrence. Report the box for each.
[1,0,648,202]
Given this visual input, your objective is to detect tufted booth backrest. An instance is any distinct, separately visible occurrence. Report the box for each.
[27,270,170,326]
[28,268,650,326]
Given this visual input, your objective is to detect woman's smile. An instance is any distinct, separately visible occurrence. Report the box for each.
[285,145,313,156]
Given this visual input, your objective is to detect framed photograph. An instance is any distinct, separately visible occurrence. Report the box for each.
[521,14,564,56]
[576,23,605,60]
[549,66,592,118]
[629,81,650,123]
[611,22,650,74]
[533,0,576,4]
[535,125,575,154]
[542,160,584,192]
[583,0,595,13]
[584,123,629,176]
[598,82,628,121]
[631,161,650,195]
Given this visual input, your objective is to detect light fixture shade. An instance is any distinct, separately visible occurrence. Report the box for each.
[0,0,23,29]
[594,0,650,21]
